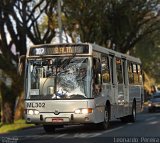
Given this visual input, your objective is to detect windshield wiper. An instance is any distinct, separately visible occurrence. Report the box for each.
[68,94,86,99]
[62,53,76,68]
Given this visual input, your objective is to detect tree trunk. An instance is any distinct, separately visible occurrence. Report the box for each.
[14,91,24,120]
[14,56,25,120]
[1,83,16,124]
[1,102,14,124]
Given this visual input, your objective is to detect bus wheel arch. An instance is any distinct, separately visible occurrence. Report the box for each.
[120,99,136,123]
[106,100,111,120]
[129,99,136,122]
[99,100,111,130]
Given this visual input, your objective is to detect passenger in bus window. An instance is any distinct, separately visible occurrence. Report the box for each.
[79,67,87,80]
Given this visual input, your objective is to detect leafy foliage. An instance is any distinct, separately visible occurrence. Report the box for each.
[63,0,160,52]
[134,32,160,83]
[0,0,160,123]
[0,0,57,123]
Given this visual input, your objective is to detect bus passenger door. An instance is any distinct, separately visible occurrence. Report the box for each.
[122,59,129,115]
[116,58,125,117]
[122,59,129,114]
[109,55,117,119]
[93,57,104,123]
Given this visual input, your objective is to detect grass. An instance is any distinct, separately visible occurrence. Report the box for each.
[0,120,35,134]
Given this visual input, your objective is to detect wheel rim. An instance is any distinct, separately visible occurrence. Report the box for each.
[104,109,109,123]
[133,106,136,120]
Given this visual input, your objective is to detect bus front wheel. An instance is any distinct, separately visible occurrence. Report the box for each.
[99,105,110,130]
[43,125,55,133]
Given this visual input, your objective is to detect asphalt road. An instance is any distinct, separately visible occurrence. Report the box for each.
[1,108,160,143]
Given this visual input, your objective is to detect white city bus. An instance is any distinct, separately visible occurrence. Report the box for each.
[23,43,144,133]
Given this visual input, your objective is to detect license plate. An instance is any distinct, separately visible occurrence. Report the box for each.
[52,118,63,123]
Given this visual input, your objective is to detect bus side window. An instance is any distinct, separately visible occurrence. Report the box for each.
[137,64,143,84]
[122,59,126,85]
[93,58,101,84]
[109,56,114,85]
[102,55,110,83]
[133,64,139,84]
[93,58,102,94]
[128,62,134,84]
[116,58,123,84]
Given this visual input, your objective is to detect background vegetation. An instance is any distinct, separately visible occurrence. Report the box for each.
[0,0,160,125]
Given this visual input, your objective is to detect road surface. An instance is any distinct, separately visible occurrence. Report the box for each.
[1,109,160,143]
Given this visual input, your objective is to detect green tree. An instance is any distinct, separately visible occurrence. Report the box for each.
[63,0,160,53]
[0,0,56,124]
[63,0,109,45]
[134,32,160,84]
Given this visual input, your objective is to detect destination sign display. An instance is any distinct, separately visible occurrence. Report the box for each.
[29,45,89,56]
[52,46,73,54]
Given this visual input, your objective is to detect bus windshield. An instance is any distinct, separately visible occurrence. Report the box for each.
[26,57,91,99]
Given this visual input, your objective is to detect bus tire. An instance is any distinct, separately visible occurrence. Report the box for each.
[148,108,155,113]
[43,125,55,133]
[99,105,110,130]
[120,116,128,123]
[129,101,136,122]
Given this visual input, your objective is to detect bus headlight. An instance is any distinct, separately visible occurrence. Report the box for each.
[27,109,39,115]
[148,103,152,107]
[81,109,89,114]
[28,110,34,115]
[75,109,81,114]
[75,108,93,114]
[34,110,40,115]
[148,101,152,107]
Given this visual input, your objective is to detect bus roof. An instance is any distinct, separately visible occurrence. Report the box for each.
[91,43,141,64]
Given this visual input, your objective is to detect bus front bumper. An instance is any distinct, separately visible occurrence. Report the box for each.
[25,112,95,125]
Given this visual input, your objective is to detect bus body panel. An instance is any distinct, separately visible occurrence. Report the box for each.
[129,85,143,113]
